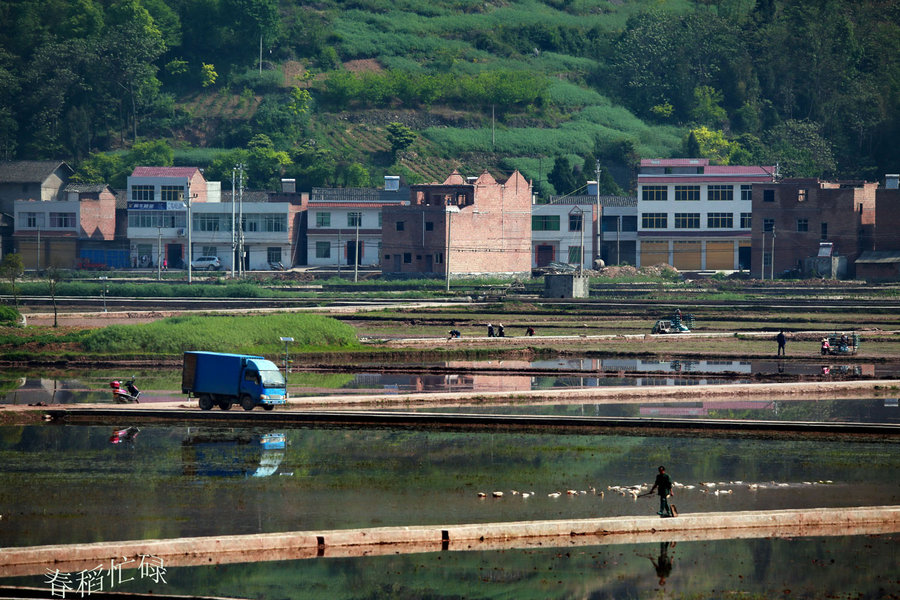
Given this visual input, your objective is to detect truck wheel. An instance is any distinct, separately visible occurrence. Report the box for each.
[219,399,232,410]
[198,395,213,411]
[241,395,255,411]
[263,404,274,411]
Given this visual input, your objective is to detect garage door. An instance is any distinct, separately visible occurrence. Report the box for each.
[706,241,734,270]
[673,241,701,270]
[640,241,668,267]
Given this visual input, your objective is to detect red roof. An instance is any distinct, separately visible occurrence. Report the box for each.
[641,158,709,167]
[131,166,201,178]
[638,175,773,184]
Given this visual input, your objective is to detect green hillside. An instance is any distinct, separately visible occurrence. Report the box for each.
[2,0,898,195]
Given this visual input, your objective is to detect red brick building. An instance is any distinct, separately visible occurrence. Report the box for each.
[856,180,900,280]
[381,170,532,278]
[751,179,877,278]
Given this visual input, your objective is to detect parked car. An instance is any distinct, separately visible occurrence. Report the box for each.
[191,256,221,271]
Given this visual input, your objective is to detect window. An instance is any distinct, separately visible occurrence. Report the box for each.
[161,185,183,202]
[131,185,154,202]
[267,247,282,263]
[316,212,330,227]
[821,222,828,240]
[569,212,583,232]
[763,252,772,267]
[797,218,808,232]
[242,215,259,232]
[396,221,405,231]
[202,246,217,257]
[315,241,331,258]
[642,186,668,201]
[707,185,734,201]
[348,212,362,227]
[763,189,775,202]
[641,213,668,229]
[434,252,443,264]
[263,214,286,232]
[532,215,560,231]
[798,188,807,202]
[740,213,752,229]
[49,212,75,228]
[621,216,637,232]
[763,218,774,232]
[194,214,221,231]
[740,185,752,201]
[567,246,582,264]
[707,213,733,228]
[403,252,411,263]
[378,212,382,227]
[425,221,434,231]
[674,213,700,229]
[24,212,44,228]
[674,185,700,201]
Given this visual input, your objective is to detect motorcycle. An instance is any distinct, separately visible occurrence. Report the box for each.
[109,426,140,444]
[110,376,141,403]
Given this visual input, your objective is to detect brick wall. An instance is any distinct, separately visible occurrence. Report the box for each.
[78,188,116,240]
[752,180,877,277]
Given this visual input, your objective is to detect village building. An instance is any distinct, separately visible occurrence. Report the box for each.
[381,170,532,279]
[0,160,74,258]
[752,178,878,279]
[637,158,775,271]
[306,176,408,268]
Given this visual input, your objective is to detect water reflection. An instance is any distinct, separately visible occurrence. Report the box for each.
[182,431,286,478]
[0,358,892,405]
[1,535,896,599]
[1,425,898,549]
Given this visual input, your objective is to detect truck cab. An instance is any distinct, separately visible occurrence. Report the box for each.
[240,358,287,409]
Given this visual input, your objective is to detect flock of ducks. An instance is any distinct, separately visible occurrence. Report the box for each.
[477,479,835,500]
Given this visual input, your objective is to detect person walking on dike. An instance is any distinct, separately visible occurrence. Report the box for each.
[649,466,674,518]
[487,323,494,337]
[776,330,786,356]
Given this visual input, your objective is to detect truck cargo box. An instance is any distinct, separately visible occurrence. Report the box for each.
[182,351,263,396]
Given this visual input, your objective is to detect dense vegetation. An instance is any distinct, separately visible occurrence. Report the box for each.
[2,0,897,195]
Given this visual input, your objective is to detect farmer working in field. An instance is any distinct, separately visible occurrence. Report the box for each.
[649,465,674,518]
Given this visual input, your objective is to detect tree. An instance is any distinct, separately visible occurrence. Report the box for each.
[691,86,728,127]
[763,119,836,178]
[246,133,291,188]
[0,253,24,307]
[386,122,416,159]
[45,266,62,327]
[548,156,578,195]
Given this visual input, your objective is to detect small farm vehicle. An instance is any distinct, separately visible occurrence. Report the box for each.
[821,332,859,355]
[652,310,694,334]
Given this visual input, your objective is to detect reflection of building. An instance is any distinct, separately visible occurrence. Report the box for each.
[382,170,532,278]
[637,158,775,271]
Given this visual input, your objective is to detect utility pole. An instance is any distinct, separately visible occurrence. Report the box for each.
[595,160,602,268]
[238,163,245,277]
[186,178,193,283]
[231,168,236,278]
[353,213,360,283]
[761,226,766,280]
[770,224,776,280]
[157,227,162,281]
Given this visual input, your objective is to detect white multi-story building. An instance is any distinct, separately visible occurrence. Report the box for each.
[532,198,597,270]
[636,158,775,271]
[126,167,301,271]
[306,176,408,267]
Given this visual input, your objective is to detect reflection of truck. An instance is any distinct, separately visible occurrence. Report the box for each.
[182,351,287,411]
[182,431,286,477]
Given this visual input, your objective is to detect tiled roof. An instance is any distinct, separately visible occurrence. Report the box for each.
[221,190,271,203]
[311,186,409,203]
[641,158,709,167]
[856,251,900,264]
[548,195,637,207]
[131,166,201,178]
[65,183,111,194]
[0,160,72,183]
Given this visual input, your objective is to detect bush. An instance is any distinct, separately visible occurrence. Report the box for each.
[0,306,22,326]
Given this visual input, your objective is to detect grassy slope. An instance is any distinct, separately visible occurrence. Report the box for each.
[177,0,696,189]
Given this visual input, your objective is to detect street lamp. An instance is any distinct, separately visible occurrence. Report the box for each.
[279,336,294,393]
[99,276,108,312]
[445,204,460,293]
[185,178,195,283]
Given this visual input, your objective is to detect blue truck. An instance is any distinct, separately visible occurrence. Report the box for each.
[181,351,287,411]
